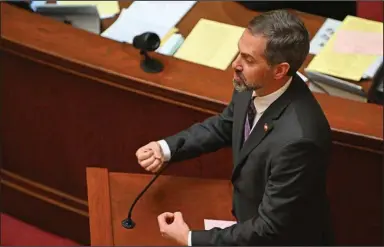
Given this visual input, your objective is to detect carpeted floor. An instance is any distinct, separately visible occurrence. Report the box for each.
[1,213,79,246]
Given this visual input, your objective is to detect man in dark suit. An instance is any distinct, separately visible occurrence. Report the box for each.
[136,10,333,246]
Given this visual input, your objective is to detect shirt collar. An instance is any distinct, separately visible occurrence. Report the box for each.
[252,77,292,114]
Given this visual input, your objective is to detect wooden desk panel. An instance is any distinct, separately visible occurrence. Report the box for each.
[327,145,382,245]
[2,2,381,141]
[87,168,234,246]
[1,2,383,245]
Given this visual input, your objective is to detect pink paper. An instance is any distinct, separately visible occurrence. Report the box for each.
[333,30,383,55]
[204,219,236,230]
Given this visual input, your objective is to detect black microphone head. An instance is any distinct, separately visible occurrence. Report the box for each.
[132,32,160,52]
[122,218,136,229]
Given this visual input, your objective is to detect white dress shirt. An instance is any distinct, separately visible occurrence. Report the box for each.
[157,77,292,246]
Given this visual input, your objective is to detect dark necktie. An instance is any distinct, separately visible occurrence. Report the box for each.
[244,96,256,143]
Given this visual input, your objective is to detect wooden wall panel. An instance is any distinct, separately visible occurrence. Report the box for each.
[1,50,233,194]
[327,144,382,245]
[1,51,233,244]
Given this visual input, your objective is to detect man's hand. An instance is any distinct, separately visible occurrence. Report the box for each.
[158,212,190,246]
[136,141,164,173]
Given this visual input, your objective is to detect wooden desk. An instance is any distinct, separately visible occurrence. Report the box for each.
[1,2,383,245]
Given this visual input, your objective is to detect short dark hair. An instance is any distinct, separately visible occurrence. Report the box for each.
[248,10,310,76]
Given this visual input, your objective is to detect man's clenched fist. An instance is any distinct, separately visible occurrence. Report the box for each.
[136,141,164,173]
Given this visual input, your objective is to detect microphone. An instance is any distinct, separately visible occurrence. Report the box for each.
[122,139,185,229]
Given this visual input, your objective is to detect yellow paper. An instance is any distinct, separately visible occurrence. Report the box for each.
[161,27,179,47]
[174,19,245,70]
[307,15,383,81]
[57,1,120,19]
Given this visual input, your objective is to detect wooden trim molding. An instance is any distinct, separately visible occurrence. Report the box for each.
[332,141,383,155]
[1,169,88,206]
[86,167,114,246]
[1,180,89,217]
[0,169,89,217]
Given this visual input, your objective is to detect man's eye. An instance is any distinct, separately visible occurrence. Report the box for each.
[240,54,254,64]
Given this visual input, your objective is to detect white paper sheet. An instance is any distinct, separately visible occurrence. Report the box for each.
[157,33,185,56]
[30,1,47,12]
[363,56,383,79]
[204,219,236,230]
[101,1,196,44]
[309,18,341,55]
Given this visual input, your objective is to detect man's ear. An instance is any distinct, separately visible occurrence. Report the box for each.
[273,62,290,80]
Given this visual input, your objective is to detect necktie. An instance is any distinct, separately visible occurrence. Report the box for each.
[244,96,257,143]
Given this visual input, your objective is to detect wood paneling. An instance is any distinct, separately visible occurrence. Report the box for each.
[87,168,234,246]
[1,2,382,245]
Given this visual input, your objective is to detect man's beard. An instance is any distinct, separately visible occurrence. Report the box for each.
[232,78,262,92]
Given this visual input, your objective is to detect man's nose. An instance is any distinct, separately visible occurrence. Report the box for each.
[232,55,241,70]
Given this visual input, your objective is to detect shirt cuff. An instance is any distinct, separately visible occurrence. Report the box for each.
[188,231,192,246]
[157,140,171,162]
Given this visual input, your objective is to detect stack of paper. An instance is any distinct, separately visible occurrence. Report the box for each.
[174,19,245,70]
[309,18,341,55]
[101,1,196,44]
[309,17,382,79]
[57,1,120,19]
[307,15,383,81]
[157,34,185,56]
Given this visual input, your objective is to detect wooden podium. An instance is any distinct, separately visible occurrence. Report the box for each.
[86,167,235,246]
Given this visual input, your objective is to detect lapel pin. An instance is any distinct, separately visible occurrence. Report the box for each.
[264,123,274,133]
[264,123,268,132]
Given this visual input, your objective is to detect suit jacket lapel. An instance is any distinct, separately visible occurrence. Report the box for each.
[236,108,278,167]
[232,76,303,180]
[232,91,252,164]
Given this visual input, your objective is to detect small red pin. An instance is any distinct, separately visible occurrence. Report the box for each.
[264,123,268,132]
[264,122,274,132]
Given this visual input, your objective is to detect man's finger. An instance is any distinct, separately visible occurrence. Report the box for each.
[158,212,174,226]
[146,158,161,172]
[174,211,183,222]
[141,156,156,168]
[137,150,154,161]
[152,162,163,173]
[152,149,163,159]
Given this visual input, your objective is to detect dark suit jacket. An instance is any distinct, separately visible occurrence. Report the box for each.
[164,75,334,246]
